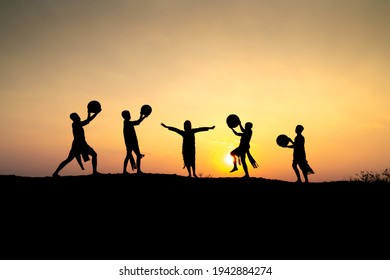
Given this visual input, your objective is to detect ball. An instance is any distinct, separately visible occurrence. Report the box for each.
[87,100,101,113]
[226,114,240,128]
[276,134,290,147]
[140,104,152,117]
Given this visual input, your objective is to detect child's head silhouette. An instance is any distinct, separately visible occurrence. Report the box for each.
[296,124,304,134]
[70,113,80,122]
[184,120,192,131]
[121,110,130,120]
[245,122,253,130]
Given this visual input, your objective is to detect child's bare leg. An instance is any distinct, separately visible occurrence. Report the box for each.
[303,172,309,183]
[125,152,134,171]
[76,154,85,170]
[230,154,238,172]
[123,157,130,174]
[136,155,143,174]
[292,163,302,182]
[53,155,74,177]
[192,166,198,178]
[92,154,100,175]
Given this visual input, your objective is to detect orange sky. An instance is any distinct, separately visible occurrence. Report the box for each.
[1,0,389,182]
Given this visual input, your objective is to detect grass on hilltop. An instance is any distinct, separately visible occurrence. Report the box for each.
[351,168,390,183]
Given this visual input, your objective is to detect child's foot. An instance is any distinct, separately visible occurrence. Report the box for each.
[230,166,238,173]
[52,173,59,177]
[123,171,130,175]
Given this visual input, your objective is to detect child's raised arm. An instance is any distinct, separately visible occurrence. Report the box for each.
[161,123,181,134]
[84,108,102,124]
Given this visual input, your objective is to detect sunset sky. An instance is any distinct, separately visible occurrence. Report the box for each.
[1,0,389,182]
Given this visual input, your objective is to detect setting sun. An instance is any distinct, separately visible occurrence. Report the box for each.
[224,154,233,166]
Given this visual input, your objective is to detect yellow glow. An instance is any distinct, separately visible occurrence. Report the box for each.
[224,154,233,166]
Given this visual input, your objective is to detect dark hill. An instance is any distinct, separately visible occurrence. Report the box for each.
[1,173,389,260]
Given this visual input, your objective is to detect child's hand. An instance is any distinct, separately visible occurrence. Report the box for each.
[88,107,101,115]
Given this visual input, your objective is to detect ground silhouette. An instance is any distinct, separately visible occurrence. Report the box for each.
[1,173,389,260]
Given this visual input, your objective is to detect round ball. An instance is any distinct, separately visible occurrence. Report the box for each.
[87,100,101,113]
[140,104,152,116]
[276,134,290,147]
[226,114,240,128]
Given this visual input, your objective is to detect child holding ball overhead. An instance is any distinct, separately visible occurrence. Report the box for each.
[52,101,102,177]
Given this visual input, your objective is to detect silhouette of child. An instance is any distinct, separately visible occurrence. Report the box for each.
[286,124,314,183]
[52,108,102,177]
[161,121,215,178]
[230,121,258,178]
[122,110,148,174]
